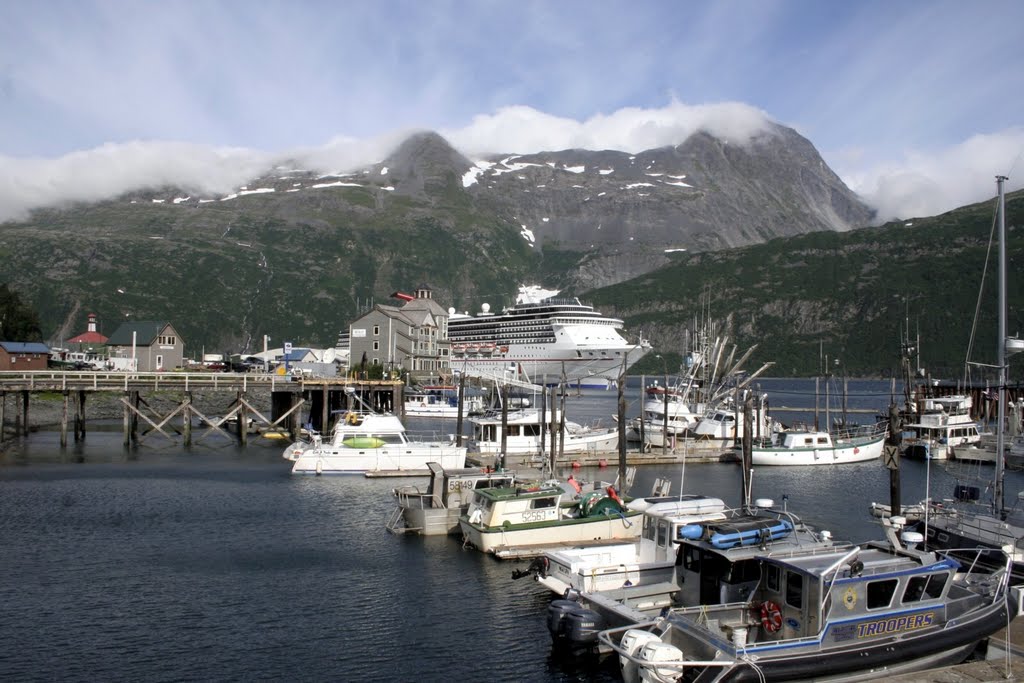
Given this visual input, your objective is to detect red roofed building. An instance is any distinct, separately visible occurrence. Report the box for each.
[67,313,108,352]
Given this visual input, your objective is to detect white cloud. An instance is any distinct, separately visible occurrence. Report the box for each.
[840,129,1024,221]
[0,104,1021,226]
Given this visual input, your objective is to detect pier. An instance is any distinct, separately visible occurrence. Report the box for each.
[0,370,403,447]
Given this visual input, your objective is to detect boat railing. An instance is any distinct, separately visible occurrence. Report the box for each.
[404,429,461,445]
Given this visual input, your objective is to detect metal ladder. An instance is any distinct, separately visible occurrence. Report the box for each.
[385,506,417,534]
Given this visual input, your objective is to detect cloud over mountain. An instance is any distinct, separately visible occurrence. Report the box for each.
[0,103,1020,225]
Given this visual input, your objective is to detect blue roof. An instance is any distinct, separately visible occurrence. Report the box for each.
[0,341,50,354]
[283,348,311,361]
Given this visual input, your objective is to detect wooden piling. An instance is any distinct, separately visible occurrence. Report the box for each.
[123,390,131,447]
[183,392,192,447]
[60,390,69,447]
[20,390,29,436]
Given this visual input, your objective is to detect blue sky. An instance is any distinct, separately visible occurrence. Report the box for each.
[1,0,1022,222]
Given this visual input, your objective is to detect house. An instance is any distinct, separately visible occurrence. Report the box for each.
[0,341,50,371]
[348,284,450,377]
[66,313,109,354]
[105,321,184,372]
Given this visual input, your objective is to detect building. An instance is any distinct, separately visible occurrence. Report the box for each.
[348,285,450,377]
[0,341,50,371]
[66,313,109,354]
[105,321,184,372]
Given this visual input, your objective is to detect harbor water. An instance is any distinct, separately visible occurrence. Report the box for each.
[1,378,1020,682]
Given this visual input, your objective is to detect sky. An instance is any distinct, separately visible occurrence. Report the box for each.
[1,0,1023,224]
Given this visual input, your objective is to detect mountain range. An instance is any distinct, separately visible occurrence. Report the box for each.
[1,124,1017,377]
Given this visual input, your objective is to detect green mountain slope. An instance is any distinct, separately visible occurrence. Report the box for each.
[591,190,1024,378]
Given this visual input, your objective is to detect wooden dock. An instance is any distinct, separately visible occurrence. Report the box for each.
[0,370,403,447]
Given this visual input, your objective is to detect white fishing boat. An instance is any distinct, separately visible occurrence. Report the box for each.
[514,496,730,646]
[900,395,982,461]
[598,514,1018,682]
[468,407,618,456]
[446,285,651,385]
[282,410,466,475]
[387,462,518,535]
[750,422,887,466]
[868,499,930,523]
[458,479,642,558]
[402,387,485,418]
[691,394,778,447]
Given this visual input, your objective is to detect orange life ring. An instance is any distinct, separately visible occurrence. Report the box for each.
[760,600,783,632]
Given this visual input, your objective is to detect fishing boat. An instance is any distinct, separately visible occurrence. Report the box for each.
[402,387,485,418]
[749,422,887,466]
[446,285,651,385]
[515,496,730,646]
[868,499,930,523]
[282,409,466,475]
[690,395,779,447]
[468,407,618,456]
[900,395,982,461]
[913,177,1024,584]
[598,513,1019,682]
[458,479,642,559]
[387,462,517,535]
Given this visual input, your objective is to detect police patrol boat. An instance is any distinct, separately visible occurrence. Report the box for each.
[598,512,1019,682]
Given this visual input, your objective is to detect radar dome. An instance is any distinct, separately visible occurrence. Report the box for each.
[481,303,491,313]
[448,307,455,315]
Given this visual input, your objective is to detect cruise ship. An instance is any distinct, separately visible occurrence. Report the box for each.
[446,286,651,386]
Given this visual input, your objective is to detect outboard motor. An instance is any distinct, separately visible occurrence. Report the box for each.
[619,629,661,683]
[546,599,579,641]
[566,606,605,647]
[638,640,685,683]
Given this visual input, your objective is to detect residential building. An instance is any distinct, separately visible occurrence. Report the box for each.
[0,341,50,370]
[348,284,450,377]
[105,321,184,372]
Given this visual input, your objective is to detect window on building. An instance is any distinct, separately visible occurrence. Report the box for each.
[373,341,379,351]
[373,326,380,336]
[157,335,176,345]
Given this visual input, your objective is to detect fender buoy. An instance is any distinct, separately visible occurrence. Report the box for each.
[760,600,783,632]
[606,485,623,506]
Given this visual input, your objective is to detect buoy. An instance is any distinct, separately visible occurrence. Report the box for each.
[598,458,607,468]
[572,461,581,469]
[315,459,323,476]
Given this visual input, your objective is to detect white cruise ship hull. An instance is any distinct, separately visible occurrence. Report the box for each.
[451,342,650,385]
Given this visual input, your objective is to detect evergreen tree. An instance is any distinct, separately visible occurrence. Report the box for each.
[0,284,43,341]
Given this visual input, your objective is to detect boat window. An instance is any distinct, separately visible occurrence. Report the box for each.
[657,521,669,548]
[379,434,404,444]
[508,426,520,437]
[907,573,949,600]
[531,497,557,510]
[643,516,657,541]
[803,437,814,446]
[817,437,828,445]
[523,425,541,437]
[682,545,701,571]
[867,579,898,609]
[723,559,760,585]
[785,571,803,608]
[766,565,780,592]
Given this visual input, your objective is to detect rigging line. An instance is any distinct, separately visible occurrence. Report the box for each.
[963,197,1001,387]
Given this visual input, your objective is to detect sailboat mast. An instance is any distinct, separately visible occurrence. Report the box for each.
[995,175,1008,515]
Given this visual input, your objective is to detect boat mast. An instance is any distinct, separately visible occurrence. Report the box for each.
[995,175,1008,516]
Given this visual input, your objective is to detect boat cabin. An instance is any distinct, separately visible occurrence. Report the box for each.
[466,484,569,527]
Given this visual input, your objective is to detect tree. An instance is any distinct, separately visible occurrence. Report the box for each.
[0,284,44,341]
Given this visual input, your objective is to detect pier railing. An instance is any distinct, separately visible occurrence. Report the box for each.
[0,371,387,393]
